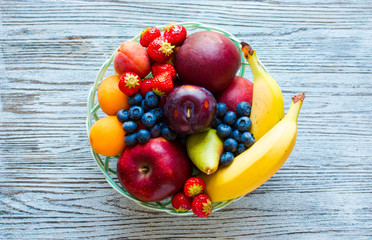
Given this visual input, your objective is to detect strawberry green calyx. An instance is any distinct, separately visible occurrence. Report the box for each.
[152,88,166,96]
[174,207,188,213]
[124,75,140,88]
[202,199,212,215]
[188,184,204,197]
[164,22,175,32]
[141,27,150,37]
[158,40,174,56]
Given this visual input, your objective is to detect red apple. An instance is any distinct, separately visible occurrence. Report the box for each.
[117,137,192,202]
[215,76,253,112]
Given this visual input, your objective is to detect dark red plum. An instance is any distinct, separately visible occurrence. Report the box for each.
[164,85,217,134]
[175,31,241,93]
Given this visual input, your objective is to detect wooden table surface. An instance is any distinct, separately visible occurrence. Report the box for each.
[1,0,371,239]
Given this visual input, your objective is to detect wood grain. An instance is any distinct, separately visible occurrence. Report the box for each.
[1,0,371,239]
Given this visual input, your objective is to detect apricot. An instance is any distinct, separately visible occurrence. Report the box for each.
[113,41,151,78]
[89,116,126,157]
[98,75,129,116]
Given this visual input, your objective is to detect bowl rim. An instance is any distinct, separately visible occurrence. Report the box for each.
[85,22,259,215]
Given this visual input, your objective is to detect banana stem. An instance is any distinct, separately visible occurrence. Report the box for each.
[286,93,305,123]
[241,42,266,74]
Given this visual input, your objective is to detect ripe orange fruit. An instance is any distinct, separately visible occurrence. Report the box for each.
[98,75,129,116]
[89,116,126,156]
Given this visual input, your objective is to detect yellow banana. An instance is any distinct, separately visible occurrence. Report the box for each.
[199,93,305,203]
[242,42,284,141]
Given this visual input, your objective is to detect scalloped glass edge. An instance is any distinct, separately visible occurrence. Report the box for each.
[85,22,264,215]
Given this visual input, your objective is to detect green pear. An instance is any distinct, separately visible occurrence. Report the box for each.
[186,128,223,175]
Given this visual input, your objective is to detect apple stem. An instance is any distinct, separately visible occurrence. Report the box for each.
[138,167,149,173]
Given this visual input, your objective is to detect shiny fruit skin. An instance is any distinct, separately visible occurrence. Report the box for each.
[97,75,129,116]
[113,41,151,78]
[140,27,161,47]
[171,192,192,212]
[89,116,126,157]
[199,94,304,203]
[215,76,253,112]
[242,43,284,141]
[175,31,241,93]
[192,194,212,218]
[117,137,193,202]
[164,85,217,134]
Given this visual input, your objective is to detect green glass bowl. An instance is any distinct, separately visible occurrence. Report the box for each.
[86,22,250,215]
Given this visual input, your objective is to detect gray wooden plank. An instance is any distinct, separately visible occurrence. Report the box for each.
[1,0,371,239]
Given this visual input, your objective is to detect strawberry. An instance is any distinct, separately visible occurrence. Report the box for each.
[151,63,177,81]
[139,78,153,97]
[140,27,161,47]
[147,36,175,63]
[118,72,141,96]
[152,72,173,96]
[184,177,206,197]
[163,23,187,46]
[192,194,212,218]
[171,192,193,213]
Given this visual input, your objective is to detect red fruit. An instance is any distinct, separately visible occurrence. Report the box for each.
[192,194,212,218]
[113,41,151,78]
[147,36,175,63]
[118,72,142,96]
[139,78,154,97]
[171,192,193,212]
[184,177,206,197]
[140,27,161,47]
[163,23,187,46]
[151,63,177,80]
[152,72,173,96]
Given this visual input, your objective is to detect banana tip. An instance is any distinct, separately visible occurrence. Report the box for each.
[292,93,305,103]
[241,42,254,58]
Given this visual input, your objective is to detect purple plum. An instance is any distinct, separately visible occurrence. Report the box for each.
[164,85,217,134]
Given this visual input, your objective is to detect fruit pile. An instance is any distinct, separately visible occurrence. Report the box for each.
[88,22,305,217]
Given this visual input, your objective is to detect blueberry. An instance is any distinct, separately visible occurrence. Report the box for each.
[136,129,151,144]
[122,121,137,133]
[150,124,161,138]
[212,118,223,128]
[140,100,149,112]
[220,152,234,166]
[141,112,157,128]
[224,138,238,152]
[224,111,236,125]
[235,116,252,132]
[162,126,177,141]
[117,109,129,123]
[216,124,232,138]
[124,133,137,146]
[232,129,241,142]
[128,93,143,106]
[159,122,167,129]
[144,91,160,109]
[237,143,247,155]
[217,103,228,117]
[129,106,144,121]
[236,101,251,117]
[241,132,255,148]
[150,108,164,121]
